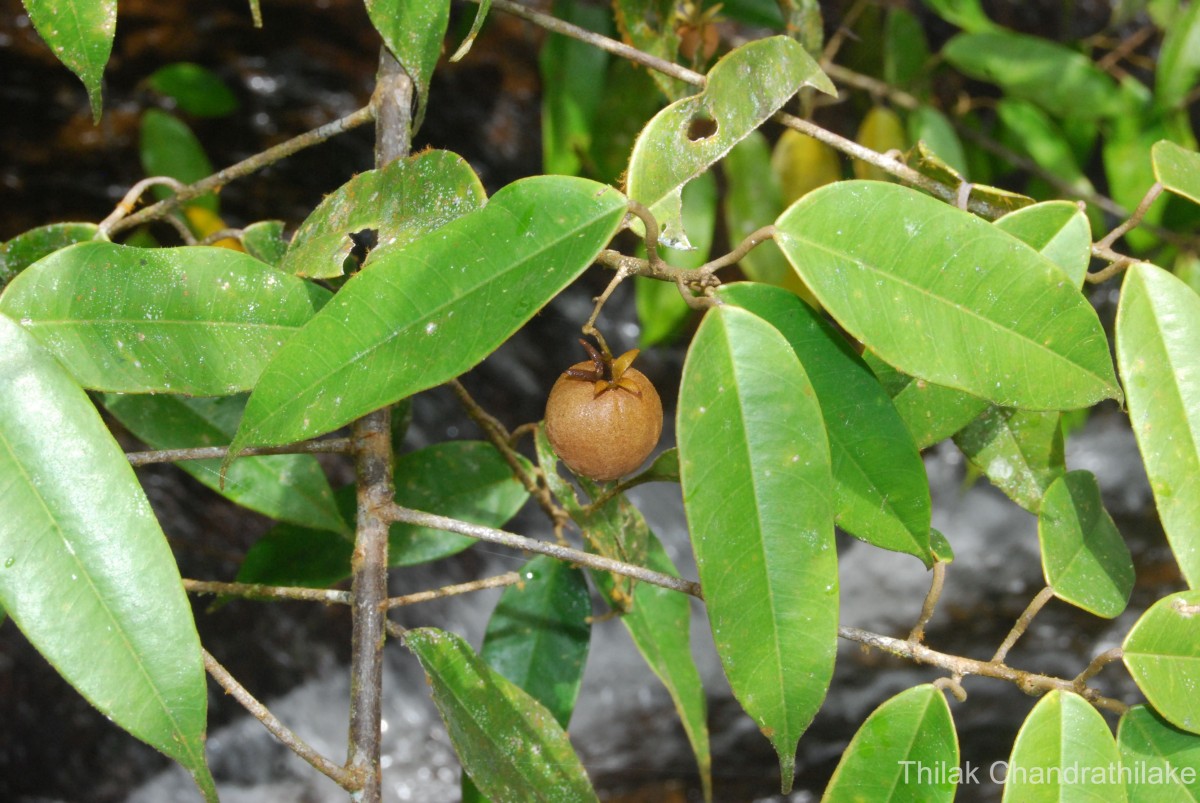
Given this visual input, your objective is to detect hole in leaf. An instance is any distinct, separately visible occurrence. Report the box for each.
[344,228,378,272]
[687,115,717,141]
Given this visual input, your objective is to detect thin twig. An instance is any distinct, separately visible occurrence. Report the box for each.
[108,105,376,236]
[383,504,704,598]
[991,586,1056,664]
[198,228,244,246]
[908,561,947,644]
[839,626,1129,714]
[126,437,353,466]
[385,572,523,609]
[1096,182,1165,251]
[699,224,776,275]
[98,177,188,233]
[185,579,351,604]
[1074,647,1124,688]
[203,649,359,790]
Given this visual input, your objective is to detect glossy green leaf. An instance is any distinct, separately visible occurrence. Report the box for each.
[0,222,99,287]
[822,685,958,802]
[404,627,599,801]
[1038,471,1134,618]
[997,99,1094,196]
[231,177,627,452]
[884,9,929,90]
[539,0,611,176]
[627,36,834,248]
[678,305,837,792]
[636,171,716,347]
[1123,590,1200,734]
[145,63,238,117]
[943,32,1121,120]
[238,441,530,587]
[1116,262,1200,588]
[365,0,450,130]
[450,0,490,61]
[1002,690,1125,801]
[240,220,288,267]
[630,447,680,486]
[140,110,217,212]
[929,528,954,563]
[995,201,1092,288]
[280,149,486,279]
[919,0,998,32]
[863,350,989,449]
[1156,1,1200,110]
[103,393,347,533]
[908,107,968,177]
[23,0,115,120]
[775,181,1122,410]
[480,555,590,727]
[0,242,330,395]
[1117,705,1200,801]
[720,282,932,565]
[1153,140,1200,207]
[954,406,1064,512]
[612,0,687,100]
[0,315,216,799]
[1104,80,1171,252]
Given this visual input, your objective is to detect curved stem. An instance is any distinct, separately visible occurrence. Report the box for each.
[992,586,1055,664]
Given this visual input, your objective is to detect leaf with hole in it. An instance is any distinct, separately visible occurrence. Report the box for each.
[1153,140,1200,207]
[775,181,1121,410]
[145,63,238,117]
[1118,705,1200,801]
[627,36,833,248]
[0,222,100,287]
[943,31,1121,121]
[281,149,486,279]
[140,110,217,213]
[365,0,450,130]
[822,685,958,802]
[720,282,932,565]
[0,315,216,801]
[954,406,1064,513]
[0,242,330,395]
[405,627,599,802]
[1038,471,1133,619]
[23,0,115,120]
[238,441,531,587]
[679,305,837,793]
[102,393,347,534]
[1116,263,1200,589]
[862,350,988,449]
[1002,690,1125,802]
[995,201,1091,289]
[1124,591,1200,735]
[230,177,627,452]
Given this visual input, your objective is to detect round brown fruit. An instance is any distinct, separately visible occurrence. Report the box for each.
[544,352,663,483]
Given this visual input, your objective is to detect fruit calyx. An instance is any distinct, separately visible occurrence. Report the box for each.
[564,338,644,398]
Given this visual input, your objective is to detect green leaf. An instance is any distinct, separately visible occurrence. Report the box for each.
[238,441,530,587]
[0,315,216,800]
[1116,262,1200,588]
[1002,690,1126,801]
[0,222,100,287]
[231,177,627,451]
[918,0,998,32]
[1153,140,1200,207]
[1038,471,1134,618]
[884,9,930,90]
[929,528,954,563]
[908,107,968,177]
[854,107,908,182]
[774,181,1122,410]
[280,149,486,279]
[145,63,238,117]
[1104,80,1172,252]
[996,99,1094,196]
[539,0,611,176]
[240,220,289,267]
[1156,1,1200,110]
[479,555,590,727]
[1117,705,1200,801]
[365,0,450,131]
[995,201,1092,288]
[140,110,217,212]
[863,351,989,449]
[822,685,958,802]
[404,627,599,801]
[612,0,687,100]
[720,282,932,565]
[953,406,1065,512]
[0,242,330,395]
[102,393,347,534]
[627,36,834,247]
[636,171,717,347]
[1123,590,1200,735]
[22,0,116,120]
[678,305,837,792]
[943,32,1121,121]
